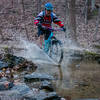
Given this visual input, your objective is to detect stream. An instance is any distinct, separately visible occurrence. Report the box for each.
[0,40,100,99]
[14,40,100,99]
[35,59,100,99]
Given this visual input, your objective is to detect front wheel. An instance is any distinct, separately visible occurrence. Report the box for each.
[49,39,63,64]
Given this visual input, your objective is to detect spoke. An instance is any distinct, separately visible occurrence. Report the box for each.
[50,42,63,63]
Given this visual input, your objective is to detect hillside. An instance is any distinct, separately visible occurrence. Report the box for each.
[0,0,100,52]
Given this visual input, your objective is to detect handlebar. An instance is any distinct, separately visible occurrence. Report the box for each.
[41,26,64,32]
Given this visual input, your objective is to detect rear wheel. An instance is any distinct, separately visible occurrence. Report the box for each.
[49,39,63,64]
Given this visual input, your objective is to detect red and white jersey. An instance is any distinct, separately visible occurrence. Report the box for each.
[34,11,64,28]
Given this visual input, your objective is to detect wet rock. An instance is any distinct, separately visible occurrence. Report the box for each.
[13,56,25,65]
[65,49,84,58]
[97,58,100,64]
[0,77,7,82]
[75,64,80,69]
[0,70,3,78]
[0,81,14,91]
[24,72,54,82]
[0,54,37,72]
[0,90,21,100]
[8,82,14,88]
[40,80,54,92]
[0,60,8,69]
[0,82,7,91]
[0,54,25,69]
[3,54,25,68]
[78,81,89,87]
[11,83,31,96]
[23,89,61,100]
[17,60,37,71]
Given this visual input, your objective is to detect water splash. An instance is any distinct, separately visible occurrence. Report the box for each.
[16,38,58,65]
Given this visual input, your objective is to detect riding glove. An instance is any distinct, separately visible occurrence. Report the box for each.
[61,26,66,32]
[37,23,42,28]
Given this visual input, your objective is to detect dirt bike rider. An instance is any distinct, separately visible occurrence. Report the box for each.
[34,2,66,48]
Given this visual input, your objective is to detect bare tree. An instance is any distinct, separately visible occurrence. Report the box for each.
[21,0,29,40]
[69,0,76,42]
[83,0,95,24]
[94,7,100,41]
[65,0,77,43]
[91,0,95,11]
[0,28,5,41]
[65,0,70,38]
[84,0,88,24]
[11,0,14,8]
[37,0,41,13]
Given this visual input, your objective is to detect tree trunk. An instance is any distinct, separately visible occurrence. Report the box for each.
[84,0,91,24]
[94,7,100,41]
[65,0,70,38]
[0,28,5,41]
[84,0,88,24]
[65,0,77,43]
[91,0,95,11]
[21,0,29,40]
[11,0,14,8]
[37,0,41,13]
[69,0,76,42]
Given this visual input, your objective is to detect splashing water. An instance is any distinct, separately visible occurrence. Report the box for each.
[16,39,58,65]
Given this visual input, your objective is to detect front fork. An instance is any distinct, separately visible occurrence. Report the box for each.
[44,32,53,53]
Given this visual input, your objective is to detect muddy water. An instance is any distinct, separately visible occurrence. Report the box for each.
[56,60,100,99]
[36,58,100,99]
